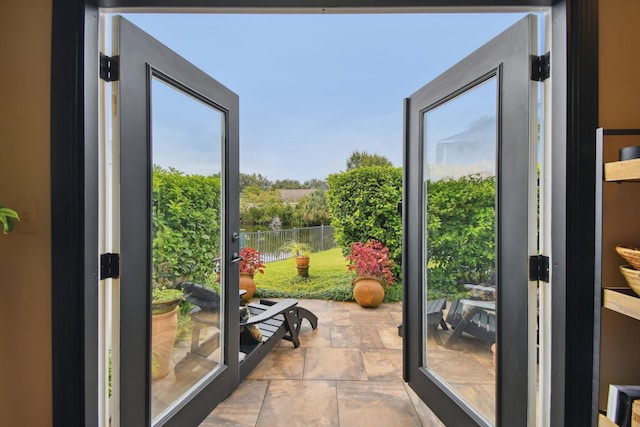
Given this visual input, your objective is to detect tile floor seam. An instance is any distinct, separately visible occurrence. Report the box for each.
[254,379,271,427]
[335,379,342,427]
[402,380,427,426]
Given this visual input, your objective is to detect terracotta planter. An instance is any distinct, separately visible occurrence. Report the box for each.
[239,272,256,301]
[295,256,310,267]
[353,276,385,308]
[151,305,179,380]
[297,265,309,277]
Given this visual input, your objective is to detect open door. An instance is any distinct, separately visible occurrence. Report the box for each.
[403,15,541,426]
[106,16,241,426]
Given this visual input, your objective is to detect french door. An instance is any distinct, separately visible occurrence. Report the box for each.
[403,15,544,426]
[105,16,240,426]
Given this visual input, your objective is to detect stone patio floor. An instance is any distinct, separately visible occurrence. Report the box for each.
[198,299,495,426]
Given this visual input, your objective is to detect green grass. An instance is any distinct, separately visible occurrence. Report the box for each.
[253,247,402,302]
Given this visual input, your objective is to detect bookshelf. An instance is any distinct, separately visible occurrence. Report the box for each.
[603,288,640,322]
[596,129,640,427]
[605,158,640,182]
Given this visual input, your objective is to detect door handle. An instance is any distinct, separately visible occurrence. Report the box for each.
[230,253,243,264]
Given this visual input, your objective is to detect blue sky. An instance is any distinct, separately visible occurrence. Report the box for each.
[123,13,529,181]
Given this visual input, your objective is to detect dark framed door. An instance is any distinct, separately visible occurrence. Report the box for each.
[113,16,240,426]
[403,15,538,426]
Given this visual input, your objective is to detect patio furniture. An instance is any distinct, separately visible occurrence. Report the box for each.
[445,296,496,348]
[174,283,318,381]
[427,298,448,345]
[444,283,496,348]
[240,298,318,381]
[396,298,448,342]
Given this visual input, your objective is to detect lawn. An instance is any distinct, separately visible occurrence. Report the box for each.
[253,247,402,302]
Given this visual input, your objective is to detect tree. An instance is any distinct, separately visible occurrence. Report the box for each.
[240,188,293,225]
[294,190,330,226]
[271,179,303,189]
[303,179,329,191]
[240,173,271,192]
[346,150,393,170]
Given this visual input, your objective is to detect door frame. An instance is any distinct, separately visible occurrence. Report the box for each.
[51,1,598,426]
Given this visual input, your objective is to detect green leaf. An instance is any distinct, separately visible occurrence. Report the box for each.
[0,206,20,234]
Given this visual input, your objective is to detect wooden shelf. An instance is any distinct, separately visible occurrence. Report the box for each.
[599,413,619,427]
[605,158,640,181]
[603,287,640,321]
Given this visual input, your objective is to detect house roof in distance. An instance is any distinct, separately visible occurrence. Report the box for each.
[279,189,315,204]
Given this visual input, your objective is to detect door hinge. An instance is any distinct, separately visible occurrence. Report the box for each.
[100,53,119,82]
[530,52,550,82]
[529,255,550,282]
[100,253,120,280]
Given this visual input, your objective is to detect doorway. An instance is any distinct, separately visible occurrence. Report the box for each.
[100,10,552,427]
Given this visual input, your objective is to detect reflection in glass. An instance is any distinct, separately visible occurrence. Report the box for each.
[150,77,224,422]
[423,77,497,424]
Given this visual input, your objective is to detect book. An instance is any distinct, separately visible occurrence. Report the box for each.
[607,385,640,427]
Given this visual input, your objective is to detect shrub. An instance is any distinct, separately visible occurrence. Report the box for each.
[326,166,402,279]
[346,239,396,288]
[426,174,496,296]
[152,166,221,286]
[239,247,266,276]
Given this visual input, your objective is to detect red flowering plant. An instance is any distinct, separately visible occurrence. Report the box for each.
[346,239,396,289]
[239,247,266,277]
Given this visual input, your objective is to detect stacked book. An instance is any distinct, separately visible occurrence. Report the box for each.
[607,385,640,427]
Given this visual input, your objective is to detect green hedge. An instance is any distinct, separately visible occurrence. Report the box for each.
[326,166,403,279]
[426,174,496,296]
[152,166,221,286]
[326,167,495,297]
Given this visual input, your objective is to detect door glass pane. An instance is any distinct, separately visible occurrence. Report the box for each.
[151,77,225,421]
[423,77,497,424]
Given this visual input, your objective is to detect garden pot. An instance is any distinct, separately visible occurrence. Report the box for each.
[353,276,385,308]
[297,265,309,277]
[239,272,256,301]
[295,256,310,267]
[151,305,179,380]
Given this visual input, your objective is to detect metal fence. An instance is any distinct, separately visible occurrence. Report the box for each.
[240,225,337,263]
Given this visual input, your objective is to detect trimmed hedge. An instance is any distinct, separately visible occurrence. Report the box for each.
[152,166,221,286]
[326,166,403,279]
[327,166,495,297]
[426,174,496,296]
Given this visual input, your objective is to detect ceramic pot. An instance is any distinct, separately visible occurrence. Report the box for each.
[151,305,179,380]
[353,276,385,308]
[295,256,310,267]
[239,272,256,301]
[297,265,309,277]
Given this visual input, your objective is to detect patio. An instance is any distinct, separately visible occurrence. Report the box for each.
[199,299,495,426]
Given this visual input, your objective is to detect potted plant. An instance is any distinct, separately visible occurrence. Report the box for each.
[0,205,19,234]
[280,239,312,276]
[151,287,183,380]
[346,239,396,308]
[239,247,265,301]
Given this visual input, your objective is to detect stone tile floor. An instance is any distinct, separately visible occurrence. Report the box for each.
[200,299,494,426]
